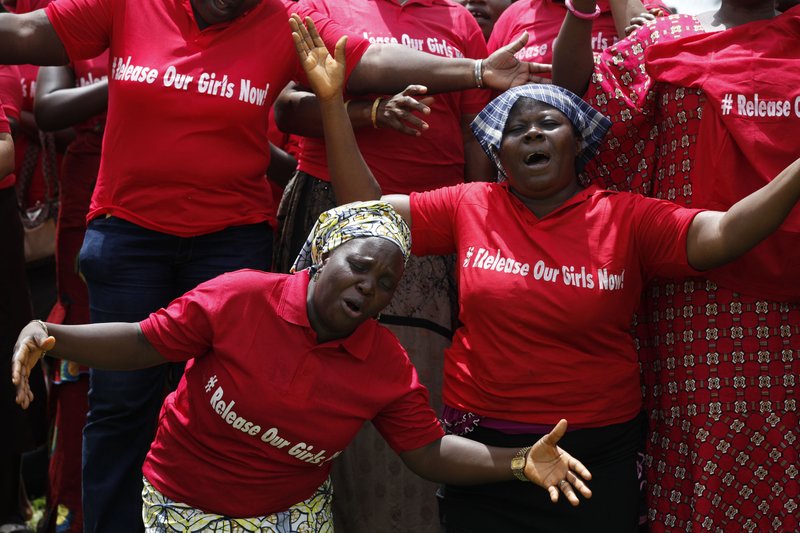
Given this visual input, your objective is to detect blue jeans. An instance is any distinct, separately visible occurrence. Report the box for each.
[78,216,272,532]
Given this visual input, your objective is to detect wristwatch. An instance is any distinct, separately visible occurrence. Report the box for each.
[511,446,532,482]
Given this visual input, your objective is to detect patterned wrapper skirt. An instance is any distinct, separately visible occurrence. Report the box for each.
[142,476,333,533]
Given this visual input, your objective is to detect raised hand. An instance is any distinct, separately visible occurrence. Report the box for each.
[289,14,346,102]
[524,419,593,506]
[374,85,434,136]
[483,32,553,88]
[11,321,55,409]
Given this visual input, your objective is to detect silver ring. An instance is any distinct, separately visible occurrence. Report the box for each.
[559,479,568,488]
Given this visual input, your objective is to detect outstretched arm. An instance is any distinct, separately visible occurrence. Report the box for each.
[12,321,165,408]
[0,10,69,65]
[400,420,592,506]
[552,0,597,96]
[290,15,411,221]
[686,156,800,271]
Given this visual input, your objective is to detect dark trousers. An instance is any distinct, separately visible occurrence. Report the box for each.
[78,216,272,532]
[439,414,644,533]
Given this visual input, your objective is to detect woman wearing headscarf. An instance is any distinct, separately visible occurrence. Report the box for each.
[0,3,546,529]
[552,1,799,529]
[292,21,800,531]
[12,201,592,532]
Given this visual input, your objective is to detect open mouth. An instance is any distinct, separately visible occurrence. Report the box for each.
[342,298,363,318]
[468,8,490,20]
[524,152,551,166]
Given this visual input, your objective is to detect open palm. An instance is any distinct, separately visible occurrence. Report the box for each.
[290,14,346,102]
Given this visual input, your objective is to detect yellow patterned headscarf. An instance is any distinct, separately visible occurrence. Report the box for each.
[290,201,411,273]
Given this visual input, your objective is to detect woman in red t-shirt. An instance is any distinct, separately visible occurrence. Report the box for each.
[553,1,800,530]
[12,201,593,530]
[294,21,800,531]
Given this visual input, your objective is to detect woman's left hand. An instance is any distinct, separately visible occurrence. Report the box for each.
[525,419,593,506]
[290,14,346,103]
[482,32,552,88]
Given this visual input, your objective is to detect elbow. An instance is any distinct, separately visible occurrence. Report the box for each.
[0,135,14,177]
[33,101,63,132]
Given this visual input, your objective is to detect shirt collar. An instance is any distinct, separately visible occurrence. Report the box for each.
[275,269,379,361]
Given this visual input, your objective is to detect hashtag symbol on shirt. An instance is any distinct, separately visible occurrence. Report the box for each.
[721,94,733,116]
[205,375,218,392]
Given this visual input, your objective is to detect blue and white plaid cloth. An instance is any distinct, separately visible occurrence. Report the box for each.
[470,84,611,177]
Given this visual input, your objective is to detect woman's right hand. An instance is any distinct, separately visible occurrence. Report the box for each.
[11,321,55,409]
[290,14,347,103]
[374,85,434,136]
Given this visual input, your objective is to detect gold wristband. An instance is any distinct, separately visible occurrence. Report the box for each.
[370,97,383,129]
[511,445,532,482]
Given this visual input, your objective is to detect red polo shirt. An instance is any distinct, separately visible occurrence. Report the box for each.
[297,0,490,194]
[487,0,668,64]
[45,0,369,236]
[0,66,22,190]
[410,183,702,427]
[140,269,443,517]
[71,52,109,137]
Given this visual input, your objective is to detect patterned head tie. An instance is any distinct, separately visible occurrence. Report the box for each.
[291,200,412,273]
[470,84,611,177]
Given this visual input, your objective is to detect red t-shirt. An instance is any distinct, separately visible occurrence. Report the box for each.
[140,269,443,517]
[0,65,22,190]
[297,0,490,194]
[487,0,668,64]
[45,0,369,236]
[410,182,702,426]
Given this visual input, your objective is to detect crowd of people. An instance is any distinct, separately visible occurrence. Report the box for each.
[2,0,798,532]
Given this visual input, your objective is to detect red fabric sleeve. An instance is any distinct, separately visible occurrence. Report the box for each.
[139,278,227,362]
[371,334,444,453]
[409,185,464,256]
[632,195,703,280]
[0,66,23,121]
[45,0,112,62]
[0,105,9,134]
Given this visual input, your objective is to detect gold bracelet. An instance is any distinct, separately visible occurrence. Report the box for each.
[370,97,383,129]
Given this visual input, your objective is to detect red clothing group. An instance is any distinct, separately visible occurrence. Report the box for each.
[297,0,489,194]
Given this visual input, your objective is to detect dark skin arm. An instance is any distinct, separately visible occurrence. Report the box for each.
[0,131,13,176]
[290,15,550,97]
[35,65,108,131]
[12,321,166,408]
[401,421,592,505]
[0,10,69,65]
[552,0,603,96]
[274,82,434,138]
[461,112,493,182]
[266,142,297,189]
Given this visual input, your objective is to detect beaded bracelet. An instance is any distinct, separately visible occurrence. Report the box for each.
[564,0,601,20]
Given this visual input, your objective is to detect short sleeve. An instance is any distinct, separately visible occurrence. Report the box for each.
[632,195,704,280]
[371,336,444,453]
[409,184,465,256]
[0,105,9,134]
[0,66,22,121]
[291,1,370,86]
[139,277,228,362]
[45,0,112,61]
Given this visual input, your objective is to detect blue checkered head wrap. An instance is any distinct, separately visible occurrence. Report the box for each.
[291,200,412,273]
[470,84,611,178]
